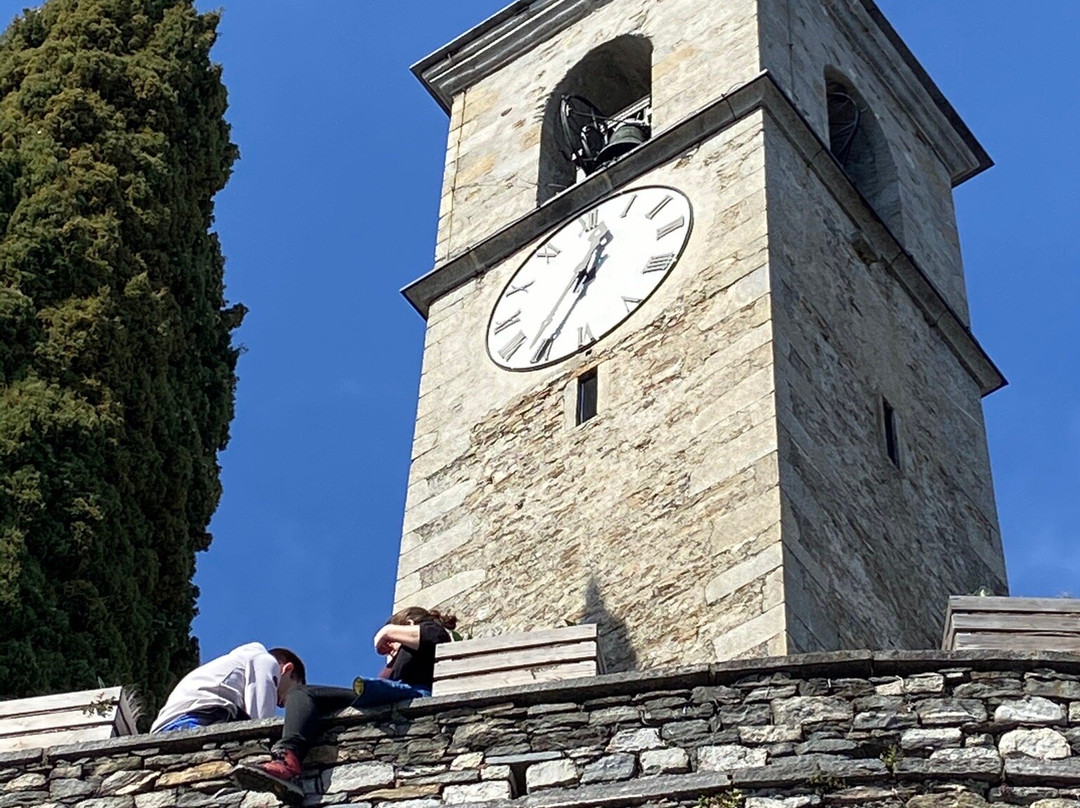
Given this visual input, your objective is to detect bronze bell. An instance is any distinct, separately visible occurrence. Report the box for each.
[596,121,649,164]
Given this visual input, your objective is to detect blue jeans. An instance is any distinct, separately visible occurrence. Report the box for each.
[155,706,235,732]
[275,680,429,758]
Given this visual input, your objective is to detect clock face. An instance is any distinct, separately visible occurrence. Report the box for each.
[486,185,693,370]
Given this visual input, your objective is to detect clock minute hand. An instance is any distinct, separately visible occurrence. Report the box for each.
[529,225,609,349]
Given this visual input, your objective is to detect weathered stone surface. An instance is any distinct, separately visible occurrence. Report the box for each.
[901,728,963,751]
[607,728,663,752]
[579,754,636,784]
[49,778,96,799]
[3,774,45,791]
[906,791,990,808]
[101,771,158,796]
[698,744,768,771]
[772,697,853,726]
[1006,757,1080,785]
[155,762,231,788]
[640,747,690,775]
[136,793,179,808]
[526,759,579,791]
[321,761,394,793]
[1030,800,1080,808]
[449,752,483,770]
[917,699,987,725]
[740,725,802,744]
[1072,703,1080,724]
[443,780,512,803]
[1000,728,1072,760]
[926,747,1003,778]
[995,696,1067,725]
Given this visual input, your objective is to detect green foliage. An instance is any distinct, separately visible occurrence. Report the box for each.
[696,790,745,808]
[0,0,243,716]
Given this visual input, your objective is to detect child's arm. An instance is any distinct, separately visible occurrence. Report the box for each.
[374,624,421,654]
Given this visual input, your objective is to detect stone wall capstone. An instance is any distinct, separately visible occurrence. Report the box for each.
[4,652,1080,808]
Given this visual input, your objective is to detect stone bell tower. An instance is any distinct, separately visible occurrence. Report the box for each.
[393,0,1007,671]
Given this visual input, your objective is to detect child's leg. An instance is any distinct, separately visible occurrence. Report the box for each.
[274,684,357,759]
[351,677,430,707]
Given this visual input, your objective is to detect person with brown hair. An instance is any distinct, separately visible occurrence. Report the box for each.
[233,606,458,800]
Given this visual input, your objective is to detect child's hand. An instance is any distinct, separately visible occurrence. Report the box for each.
[373,624,396,655]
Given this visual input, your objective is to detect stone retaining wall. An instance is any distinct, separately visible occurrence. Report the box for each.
[4,652,1080,808]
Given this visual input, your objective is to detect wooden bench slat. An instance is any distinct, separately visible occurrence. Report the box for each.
[432,660,597,696]
[436,625,597,660]
[0,687,124,720]
[435,641,597,679]
[952,632,1080,652]
[950,612,1080,634]
[0,725,116,753]
[0,707,117,737]
[947,596,1080,615]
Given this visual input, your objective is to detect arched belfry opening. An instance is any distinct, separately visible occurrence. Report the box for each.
[537,35,652,206]
[825,69,904,239]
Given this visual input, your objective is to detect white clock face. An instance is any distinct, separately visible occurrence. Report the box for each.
[486,185,693,370]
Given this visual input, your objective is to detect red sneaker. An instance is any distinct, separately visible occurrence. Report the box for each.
[233,749,304,803]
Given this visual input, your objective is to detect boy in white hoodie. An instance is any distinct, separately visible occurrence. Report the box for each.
[150,642,305,733]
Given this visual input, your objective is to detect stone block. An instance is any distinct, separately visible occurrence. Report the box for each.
[698,744,768,771]
[1000,728,1072,760]
[443,780,512,803]
[1005,757,1080,786]
[995,697,1067,725]
[608,728,663,752]
[321,761,394,794]
[641,748,691,776]
[772,696,853,725]
[526,759,579,791]
[739,725,802,744]
[900,727,962,751]
[580,753,637,784]
[916,698,987,725]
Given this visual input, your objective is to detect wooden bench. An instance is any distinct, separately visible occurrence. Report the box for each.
[943,595,1080,652]
[432,624,602,696]
[0,687,139,752]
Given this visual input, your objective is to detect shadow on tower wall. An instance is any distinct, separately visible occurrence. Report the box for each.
[583,575,638,673]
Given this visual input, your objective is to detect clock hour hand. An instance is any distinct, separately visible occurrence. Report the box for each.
[530,224,611,350]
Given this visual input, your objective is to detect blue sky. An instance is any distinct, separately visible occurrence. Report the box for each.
[2,1,1077,690]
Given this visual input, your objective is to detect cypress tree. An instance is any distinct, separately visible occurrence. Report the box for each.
[0,0,242,714]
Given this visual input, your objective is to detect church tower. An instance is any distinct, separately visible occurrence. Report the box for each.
[395,0,1007,671]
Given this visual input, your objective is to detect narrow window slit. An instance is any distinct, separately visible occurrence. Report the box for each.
[882,397,900,468]
[576,369,598,425]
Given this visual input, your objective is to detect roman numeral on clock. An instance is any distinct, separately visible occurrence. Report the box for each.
[498,330,527,362]
[622,295,643,311]
[643,253,675,274]
[530,335,555,365]
[506,281,533,297]
[579,209,599,233]
[577,323,595,347]
[656,216,685,239]
[620,194,638,218]
[493,310,521,334]
[536,244,561,263]
[645,194,673,220]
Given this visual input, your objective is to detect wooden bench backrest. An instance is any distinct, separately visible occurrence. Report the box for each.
[0,686,138,752]
[943,595,1080,652]
[433,624,600,696]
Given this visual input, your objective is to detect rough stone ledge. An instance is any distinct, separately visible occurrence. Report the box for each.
[8,649,1079,766]
[464,771,734,808]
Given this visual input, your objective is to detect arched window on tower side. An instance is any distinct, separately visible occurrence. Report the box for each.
[825,69,904,240]
[537,35,653,206]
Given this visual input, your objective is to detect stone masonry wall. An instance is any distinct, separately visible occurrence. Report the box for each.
[756,0,972,323]
[398,113,788,670]
[5,653,1080,808]
[764,109,1006,653]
